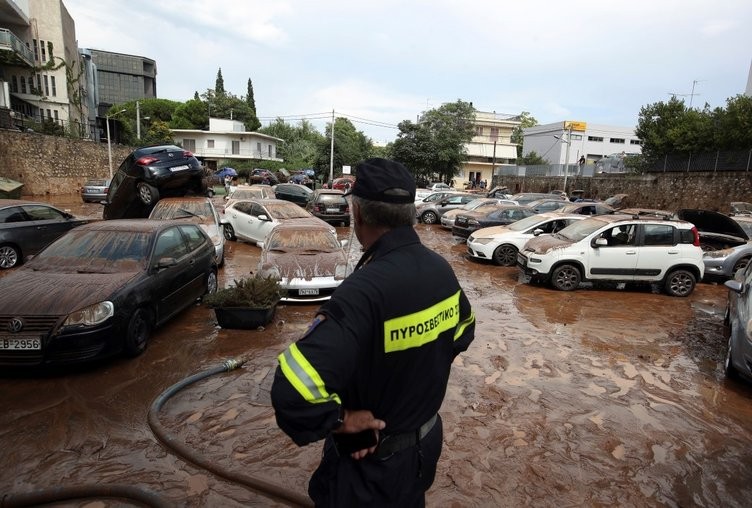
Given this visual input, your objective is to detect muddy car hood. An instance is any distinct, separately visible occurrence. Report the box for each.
[676,209,748,240]
[261,250,346,280]
[0,270,139,315]
[522,234,573,254]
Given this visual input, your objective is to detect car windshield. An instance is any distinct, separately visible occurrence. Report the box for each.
[231,189,264,200]
[29,229,151,273]
[267,228,341,252]
[556,217,609,242]
[266,202,311,219]
[150,201,213,220]
[732,218,752,237]
[465,198,495,210]
[507,214,553,232]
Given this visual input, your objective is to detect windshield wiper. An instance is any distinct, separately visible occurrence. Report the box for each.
[176,208,200,218]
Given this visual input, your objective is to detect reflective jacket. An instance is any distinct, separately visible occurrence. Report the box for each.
[271,225,475,445]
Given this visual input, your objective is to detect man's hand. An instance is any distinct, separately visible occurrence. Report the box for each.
[334,409,386,460]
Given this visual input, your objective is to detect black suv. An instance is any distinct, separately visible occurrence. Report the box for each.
[306,189,350,227]
[103,145,207,220]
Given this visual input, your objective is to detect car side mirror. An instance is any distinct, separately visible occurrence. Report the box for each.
[257,214,270,221]
[725,279,745,294]
[532,228,544,237]
[156,257,177,269]
[340,239,349,249]
[593,237,608,247]
[257,241,265,250]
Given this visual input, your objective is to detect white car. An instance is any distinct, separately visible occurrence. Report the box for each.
[221,198,332,246]
[517,214,705,296]
[257,222,351,303]
[148,196,226,266]
[428,182,451,192]
[441,198,520,229]
[467,213,587,265]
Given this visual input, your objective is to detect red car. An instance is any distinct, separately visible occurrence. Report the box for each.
[331,176,355,191]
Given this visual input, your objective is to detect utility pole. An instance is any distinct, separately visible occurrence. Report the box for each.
[562,124,572,192]
[136,100,141,140]
[329,109,335,185]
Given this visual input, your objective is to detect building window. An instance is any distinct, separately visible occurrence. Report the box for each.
[43,75,49,96]
[588,136,603,142]
[33,39,38,61]
[10,76,18,93]
[46,109,52,119]
[268,144,273,157]
[53,110,59,122]
[40,40,46,62]
[475,126,484,136]
[36,74,41,93]
[610,138,625,144]
[20,76,26,94]
[489,127,499,140]
[182,139,196,151]
[50,76,56,96]
[232,141,240,155]
[207,139,214,148]
[630,139,642,145]
[571,134,582,140]
[256,142,261,155]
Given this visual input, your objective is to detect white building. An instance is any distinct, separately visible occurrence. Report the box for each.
[462,111,520,186]
[523,121,642,165]
[172,118,284,171]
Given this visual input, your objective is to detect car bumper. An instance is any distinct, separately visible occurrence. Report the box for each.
[281,277,341,303]
[0,321,120,367]
[466,240,494,260]
[82,192,107,202]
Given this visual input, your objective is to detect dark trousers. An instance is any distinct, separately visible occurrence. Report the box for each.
[309,415,443,507]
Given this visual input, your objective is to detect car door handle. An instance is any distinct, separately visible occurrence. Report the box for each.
[667,250,679,254]
[625,250,637,255]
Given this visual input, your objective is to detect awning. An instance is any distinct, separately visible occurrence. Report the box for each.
[465,142,517,160]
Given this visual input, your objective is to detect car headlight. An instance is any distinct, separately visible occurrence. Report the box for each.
[472,238,494,245]
[335,263,350,279]
[468,219,480,226]
[703,249,732,259]
[63,301,114,327]
[258,265,281,279]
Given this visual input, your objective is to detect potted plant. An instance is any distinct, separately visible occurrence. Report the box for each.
[202,274,286,329]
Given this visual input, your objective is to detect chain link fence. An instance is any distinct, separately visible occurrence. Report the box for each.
[646,149,752,172]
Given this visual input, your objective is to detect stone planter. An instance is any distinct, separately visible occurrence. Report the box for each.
[213,305,276,329]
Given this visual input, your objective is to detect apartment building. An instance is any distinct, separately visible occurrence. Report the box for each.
[462,110,521,186]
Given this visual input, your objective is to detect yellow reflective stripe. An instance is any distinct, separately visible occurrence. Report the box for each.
[383,291,461,353]
[278,343,341,404]
[454,310,475,341]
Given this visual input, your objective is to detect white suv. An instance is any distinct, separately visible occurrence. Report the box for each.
[517,214,704,296]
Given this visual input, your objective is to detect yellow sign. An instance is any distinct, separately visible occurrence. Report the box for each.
[564,121,587,131]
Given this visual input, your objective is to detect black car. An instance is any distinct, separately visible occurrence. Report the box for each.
[305,189,350,227]
[273,183,313,207]
[0,199,90,269]
[452,205,535,240]
[0,220,218,366]
[103,145,208,220]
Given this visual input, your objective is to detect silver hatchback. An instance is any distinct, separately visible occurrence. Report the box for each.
[81,178,111,203]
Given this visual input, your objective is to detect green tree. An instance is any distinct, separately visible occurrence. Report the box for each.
[518,151,547,165]
[314,117,374,183]
[201,89,260,131]
[259,118,325,168]
[715,94,752,150]
[246,78,256,111]
[215,68,225,95]
[390,100,476,184]
[171,99,209,130]
[511,111,538,157]
[142,119,175,145]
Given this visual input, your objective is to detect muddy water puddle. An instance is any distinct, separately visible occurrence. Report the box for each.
[1,198,751,506]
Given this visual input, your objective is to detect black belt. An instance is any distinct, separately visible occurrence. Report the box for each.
[374,414,437,459]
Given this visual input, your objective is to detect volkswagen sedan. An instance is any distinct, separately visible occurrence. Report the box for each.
[0,220,218,367]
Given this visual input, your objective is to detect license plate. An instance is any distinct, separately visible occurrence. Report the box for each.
[517,254,526,266]
[169,164,190,172]
[299,288,320,296]
[0,336,42,350]
[326,208,339,213]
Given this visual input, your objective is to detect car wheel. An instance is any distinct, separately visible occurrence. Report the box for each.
[137,182,159,205]
[551,264,581,291]
[0,244,21,269]
[421,211,438,224]
[124,307,152,357]
[223,224,237,241]
[206,188,215,198]
[724,335,740,380]
[205,269,218,295]
[664,269,695,297]
[344,219,351,227]
[493,244,518,266]
[732,257,750,274]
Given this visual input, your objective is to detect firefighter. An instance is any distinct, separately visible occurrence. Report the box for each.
[271,157,476,506]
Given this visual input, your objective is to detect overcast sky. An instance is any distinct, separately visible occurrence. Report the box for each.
[63,0,752,144]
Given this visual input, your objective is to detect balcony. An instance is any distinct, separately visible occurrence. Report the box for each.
[0,28,33,67]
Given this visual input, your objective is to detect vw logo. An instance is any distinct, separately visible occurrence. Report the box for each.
[7,318,23,333]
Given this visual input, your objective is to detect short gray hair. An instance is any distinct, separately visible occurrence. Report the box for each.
[352,195,417,228]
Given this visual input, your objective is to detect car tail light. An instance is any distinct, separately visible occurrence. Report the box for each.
[136,156,159,165]
[691,226,700,247]
[183,150,193,158]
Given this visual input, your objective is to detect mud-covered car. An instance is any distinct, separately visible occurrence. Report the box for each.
[0,220,218,367]
[81,178,111,203]
[416,193,476,224]
[723,262,752,381]
[452,205,535,240]
[305,189,350,227]
[0,199,90,269]
[677,209,752,280]
[102,145,207,220]
[257,222,351,303]
[517,214,704,296]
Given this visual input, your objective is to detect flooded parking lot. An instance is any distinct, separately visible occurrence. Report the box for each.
[1,195,751,507]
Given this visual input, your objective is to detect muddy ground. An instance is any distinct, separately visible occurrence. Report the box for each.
[1,196,751,507]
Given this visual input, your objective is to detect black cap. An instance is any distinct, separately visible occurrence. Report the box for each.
[345,158,415,204]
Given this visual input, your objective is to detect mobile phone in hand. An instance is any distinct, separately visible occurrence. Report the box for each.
[332,429,378,455]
